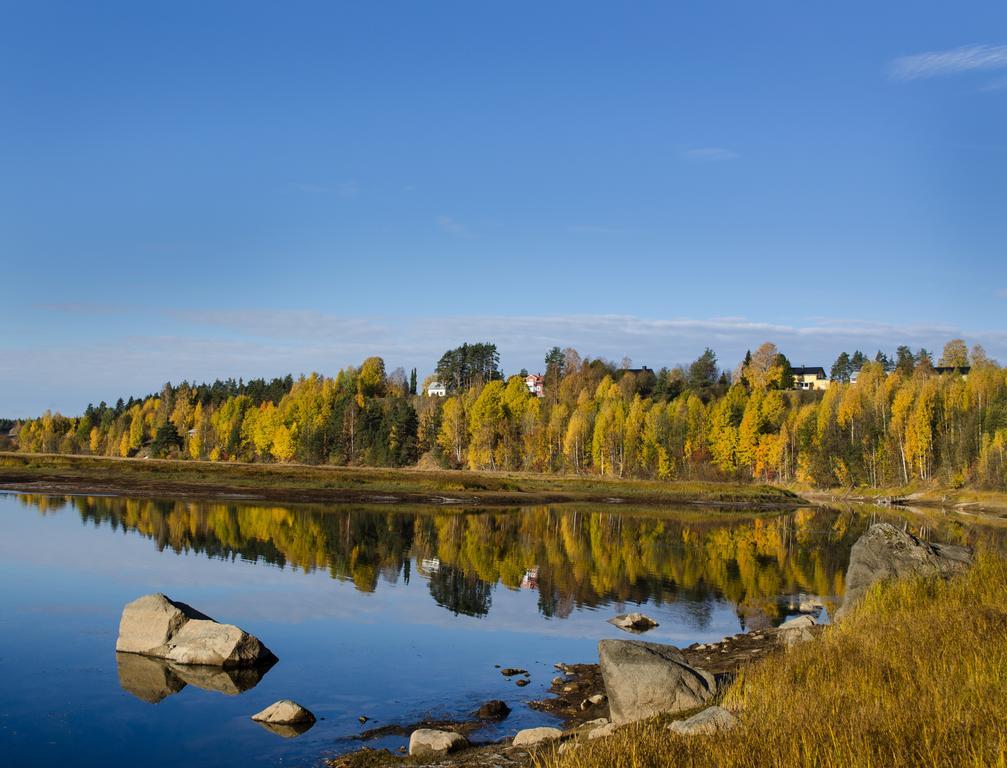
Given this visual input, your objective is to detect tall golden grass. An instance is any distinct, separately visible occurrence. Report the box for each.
[539,550,1007,768]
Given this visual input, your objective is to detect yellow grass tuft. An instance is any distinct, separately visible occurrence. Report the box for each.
[538,550,1007,768]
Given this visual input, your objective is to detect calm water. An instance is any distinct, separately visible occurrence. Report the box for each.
[0,493,874,767]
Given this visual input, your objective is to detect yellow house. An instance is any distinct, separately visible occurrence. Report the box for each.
[792,366,830,391]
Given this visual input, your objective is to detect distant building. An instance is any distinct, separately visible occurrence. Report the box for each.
[524,374,545,398]
[850,369,861,385]
[792,366,830,391]
[426,381,447,397]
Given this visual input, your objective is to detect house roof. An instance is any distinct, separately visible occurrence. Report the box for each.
[792,366,826,377]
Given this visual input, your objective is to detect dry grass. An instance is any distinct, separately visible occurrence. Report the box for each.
[538,550,1007,768]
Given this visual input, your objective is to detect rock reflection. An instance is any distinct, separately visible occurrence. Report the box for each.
[253,720,315,739]
[116,652,274,703]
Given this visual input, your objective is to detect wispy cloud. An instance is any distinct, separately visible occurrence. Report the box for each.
[889,43,1007,82]
[6,309,1007,414]
[682,147,738,162]
[283,180,359,197]
[995,288,1007,298]
[566,225,635,235]
[437,215,469,237]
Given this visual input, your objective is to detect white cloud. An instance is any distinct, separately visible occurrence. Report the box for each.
[889,43,1007,81]
[437,215,469,237]
[996,288,1007,298]
[682,147,739,162]
[5,309,1006,415]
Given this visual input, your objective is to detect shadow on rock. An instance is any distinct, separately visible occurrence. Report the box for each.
[116,652,276,703]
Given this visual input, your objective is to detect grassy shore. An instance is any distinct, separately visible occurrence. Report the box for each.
[537,549,1007,768]
[0,452,804,507]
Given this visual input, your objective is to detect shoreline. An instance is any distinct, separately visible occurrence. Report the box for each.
[0,452,806,509]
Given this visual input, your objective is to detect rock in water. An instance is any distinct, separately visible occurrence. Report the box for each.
[251,699,316,725]
[474,700,511,720]
[837,523,972,620]
[116,593,276,667]
[668,706,739,736]
[607,613,659,633]
[512,727,564,747]
[408,729,468,757]
[598,639,716,725]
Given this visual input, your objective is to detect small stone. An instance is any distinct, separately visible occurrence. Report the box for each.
[588,722,617,740]
[512,727,564,747]
[408,729,468,757]
[552,676,565,686]
[668,706,739,736]
[607,613,659,633]
[515,678,529,687]
[358,715,368,724]
[250,699,315,726]
[500,668,528,677]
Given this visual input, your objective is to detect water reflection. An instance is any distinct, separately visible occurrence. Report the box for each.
[116,652,275,703]
[13,494,880,625]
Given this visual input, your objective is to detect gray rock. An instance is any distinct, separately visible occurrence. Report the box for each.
[608,612,659,633]
[837,524,972,619]
[408,729,467,757]
[778,614,817,647]
[668,706,739,736]
[587,722,617,740]
[116,593,276,668]
[251,699,316,725]
[598,639,716,725]
[512,726,564,747]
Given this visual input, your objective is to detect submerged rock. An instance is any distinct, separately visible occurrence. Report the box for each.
[837,524,972,619]
[116,593,276,668]
[668,706,739,736]
[598,639,716,725]
[408,729,468,757]
[512,726,564,747]
[608,613,659,633]
[474,700,511,720]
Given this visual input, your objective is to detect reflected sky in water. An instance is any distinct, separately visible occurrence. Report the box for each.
[0,493,870,767]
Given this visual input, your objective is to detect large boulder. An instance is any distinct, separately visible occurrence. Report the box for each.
[408,729,468,757]
[598,640,716,725]
[116,593,276,668]
[668,706,739,736]
[837,524,972,619]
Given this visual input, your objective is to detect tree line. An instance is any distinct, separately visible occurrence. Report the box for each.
[12,339,1007,489]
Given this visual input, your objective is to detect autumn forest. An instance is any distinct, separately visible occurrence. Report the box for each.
[11,340,1007,490]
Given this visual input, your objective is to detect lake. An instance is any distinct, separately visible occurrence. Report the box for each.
[0,492,877,767]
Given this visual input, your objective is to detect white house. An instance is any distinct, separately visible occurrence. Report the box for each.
[426,381,447,397]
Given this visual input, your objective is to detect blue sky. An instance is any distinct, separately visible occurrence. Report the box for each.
[2,1,1005,415]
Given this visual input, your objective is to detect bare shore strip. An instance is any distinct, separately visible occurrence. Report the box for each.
[0,453,805,508]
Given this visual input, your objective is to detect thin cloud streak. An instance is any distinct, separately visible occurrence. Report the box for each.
[682,147,739,162]
[889,43,1007,81]
[4,309,1006,414]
